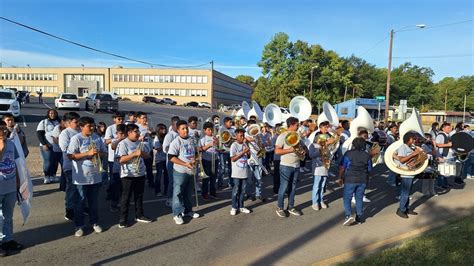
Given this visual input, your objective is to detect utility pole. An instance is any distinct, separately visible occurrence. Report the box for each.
[463,93,466,123]
[210,60,214,112]
[343,85,348,102]
[384,29,394,124]
[444,87,448,112]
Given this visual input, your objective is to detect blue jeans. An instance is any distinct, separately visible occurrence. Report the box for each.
[64,171,78,211]
[437,175,448,187]
[247,164,263,197]
[40,146,53,177]
[166,161,174,199]
[222,153,233,186]
[232,178,247,209]
[74,183,101,227]
[0,192,17,242]
[312,175,327,205]
[399,177,414,212]
[172,171,194,216]
[387,171,397,186]
[202,160,217,195]
[51,151,62,177]
[343,183,366,217]
[155,161,169,194]
[278,165,299,209]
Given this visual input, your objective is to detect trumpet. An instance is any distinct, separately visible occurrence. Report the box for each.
[133,141,144,169]
[285,131,306,161]
[88,137,104,172]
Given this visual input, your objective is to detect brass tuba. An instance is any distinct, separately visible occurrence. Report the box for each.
[315,133,331,169]
[285,131,306,161]
[384,108,429,175]
[247,124,266,158]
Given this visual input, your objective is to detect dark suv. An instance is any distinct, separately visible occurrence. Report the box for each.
[85,93,119,113]
[143,96,162,104]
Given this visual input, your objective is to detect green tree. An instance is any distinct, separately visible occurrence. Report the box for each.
[235,75,255,87]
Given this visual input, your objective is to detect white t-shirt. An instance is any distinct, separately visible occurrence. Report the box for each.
[436,132,453,159]
[230,142,250,179]
[116,138,150,178]
[49,125,62,152]
[276,132,301,167]
[308,143,329,176]
[200,135,217,161]
[153,136,167,163]
[37,118,59,146]
[397,144,414,178]
[59,127,79,172]
[104,124,118,162]
[168,136,196,175]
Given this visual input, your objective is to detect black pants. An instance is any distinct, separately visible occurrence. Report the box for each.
[145,153,154,186]
[154,161,169,194]
[119,176,145,223]
[202,159,218,195]
[273,160,281,194]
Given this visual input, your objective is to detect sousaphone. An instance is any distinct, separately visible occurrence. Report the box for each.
[341,106,374,155]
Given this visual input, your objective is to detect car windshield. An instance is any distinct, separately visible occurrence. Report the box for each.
[0,92,15,99]
[62,94,78,99]
[96,94,113,100]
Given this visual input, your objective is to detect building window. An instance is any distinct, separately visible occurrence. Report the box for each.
[341,107,349,115]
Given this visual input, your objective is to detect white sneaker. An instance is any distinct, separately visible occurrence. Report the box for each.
[230,208,237,216]
[93,224,103,233]
[184,212,200,218]
[320,202,328,209]
[239,208,251,214]
[173,215,184,225]
[467,174,474,180]
[44,176,51,184]
[351,197,356,204]
[75,227,84,237]
[363,196,371,203]
[312,204,320,211]
[299,168,305,173]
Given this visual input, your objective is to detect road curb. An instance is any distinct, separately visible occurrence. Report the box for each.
[312,219,450,266]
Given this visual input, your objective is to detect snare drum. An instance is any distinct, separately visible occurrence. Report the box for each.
[437,162,456,176]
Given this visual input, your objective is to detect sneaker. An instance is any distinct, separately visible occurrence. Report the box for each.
[1,240,24,251]
[135,216,153,223]
[312,204,320,211]
[43,176,51,184]
[288,208,302,216]
[165,199,172,207]
[355,215,364,224]
[343,216,354,226]
[304,167,310,172]
[184,212,200,218]
[351,197,356,204]
[52,176,59,183]
[396,209,409,219]
[407,209,418,215]
[64,209,74,221]
[0,247,6,257]
[110,205,119,213]
[395,195,401,200]
[209,193,219,199]
[320,202,328,209]
[256,196,266,202]
[230,208,237,216]
[202,194,210,200]
[174,214,184,225]
[466,174,473,180]
[299,168,305,173]
[93,224,103,233]
[155,192,163,197]
[118,222,127,228]
[239,207,251,214]
[363,196,371,203]
[276,208,287,217]
[75,227,84,237]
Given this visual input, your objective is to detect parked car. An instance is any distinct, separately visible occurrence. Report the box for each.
[184,101,199,107]
[162,98,177,105]
[198,102,211,109]
[55,93,80,110]
[0,89,20,117]
[101,91,122,100]
[85,93,119,113]
[228,104,241,110]
[142,96,162,104]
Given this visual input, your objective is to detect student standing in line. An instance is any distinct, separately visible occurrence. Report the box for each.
[37,109,60,184]
[229,128,252,215]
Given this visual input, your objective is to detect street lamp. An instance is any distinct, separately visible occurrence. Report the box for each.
[384,24,426,124]
[310,65,318,99]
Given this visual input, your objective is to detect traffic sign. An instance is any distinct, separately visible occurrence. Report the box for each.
[375,96,385,102]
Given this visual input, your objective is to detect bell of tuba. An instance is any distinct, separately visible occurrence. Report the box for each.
[384,108,429,176]
[285,131,306,161]
[264,103,282,127]
[247,101,264,121]
[289,96,312,122]
[247,124,266,157]
[341,106,374,155]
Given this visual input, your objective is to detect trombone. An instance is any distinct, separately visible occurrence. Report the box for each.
[88,136,104,172]
[133,141,145,169]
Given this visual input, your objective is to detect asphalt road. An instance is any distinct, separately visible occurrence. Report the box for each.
[18,97,225,147]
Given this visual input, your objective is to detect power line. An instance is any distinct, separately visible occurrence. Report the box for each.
[397,19,473,32]
[393,53,473,59]
[359,33,390,56]
[0,16,211,69]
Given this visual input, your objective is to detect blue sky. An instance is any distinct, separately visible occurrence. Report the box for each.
[0,0,472,81]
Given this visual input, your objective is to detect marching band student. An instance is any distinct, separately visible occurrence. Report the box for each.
[3,114,28,158]
[309,121,335,210]
[275,117,304,217]
[0,125,24,256]
[168,120,200,225]
[187,116,200,140]
[386,124,399,187]
[337,137,372,226]
[200,122,219,200]
[108,124,127,212]
[298,121,311,173]
[239,116,248,129]
[58,112,80,221]
[261,123,274,172]
[116,124,153,228]
[230,128,252,215]
[219,117,235,189]
[421,133,438,197]
[153,123,169,197]
[104,112,125,201]
[272,123,282,194]
[395,132,422,219]
[125,111,136,125]
[50,118,66,185]
[435,123,453,188]
[245,120,266,202]
[136,112,154,188]
[37,109,61,184]
[163,116,180,207]
[67,117,107,237]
